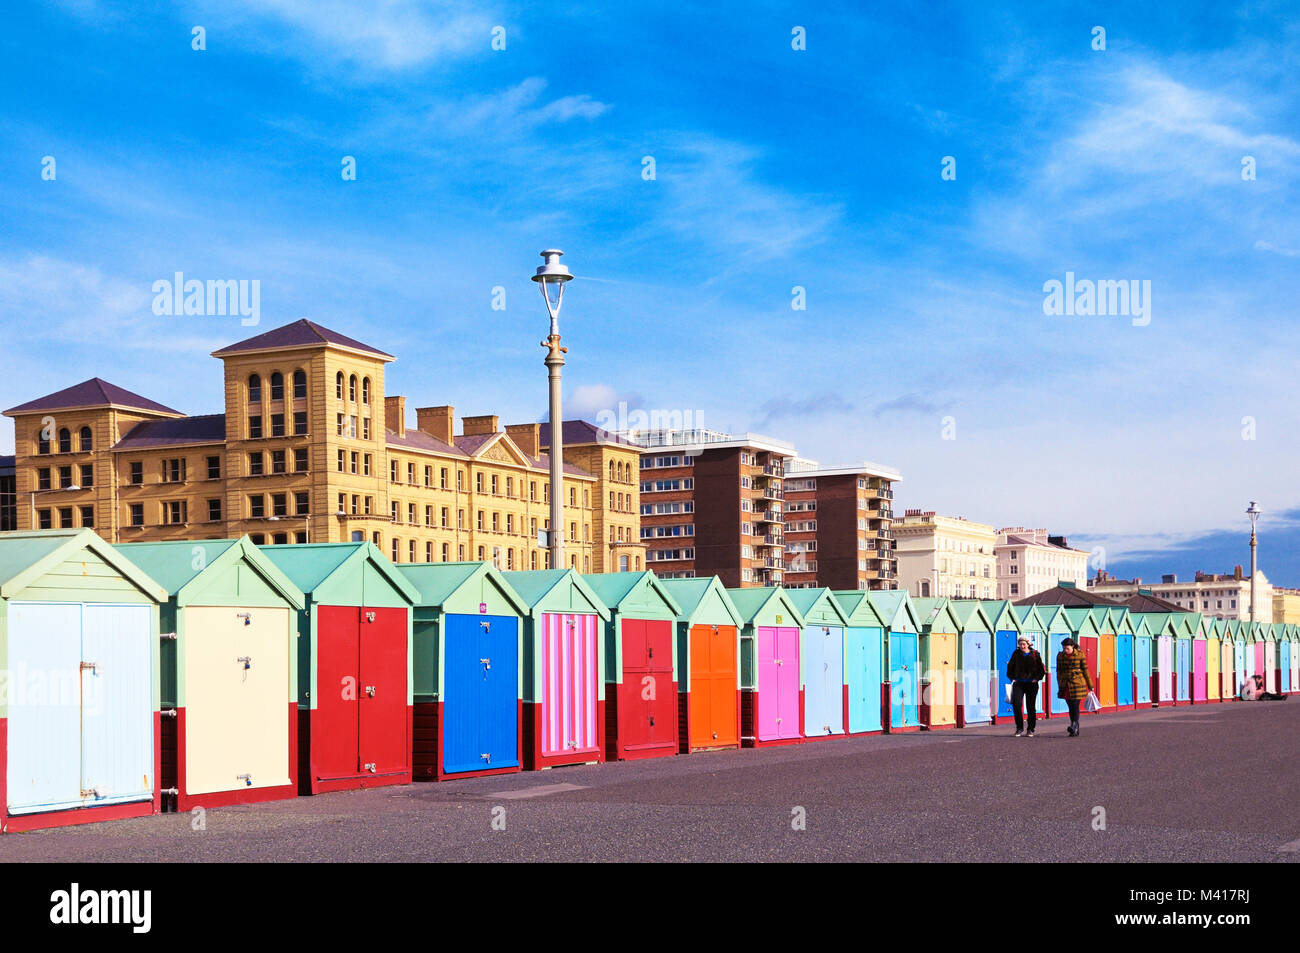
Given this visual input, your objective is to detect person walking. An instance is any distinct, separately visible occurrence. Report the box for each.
[1055,637,1094,737]
[1006,636,1045,737]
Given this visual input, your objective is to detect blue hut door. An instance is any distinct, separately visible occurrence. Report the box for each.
[1116,635,1134,707]
[823,626,844,735]
[443,614,519,774]
[1135,637,1151,704]
[962,632,990,724]
[995,630,1016,718]
[845,627,882,733]
[1175,639,1190,701]
[889,632,918,728]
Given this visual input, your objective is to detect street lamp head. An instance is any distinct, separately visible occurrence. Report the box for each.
[1247,500,1261,521]
[532,248,573,325]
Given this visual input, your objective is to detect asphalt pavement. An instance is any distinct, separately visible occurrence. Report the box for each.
[4,699,1297,862]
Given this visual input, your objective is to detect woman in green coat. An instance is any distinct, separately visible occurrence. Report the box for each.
[1055,638,1094,737]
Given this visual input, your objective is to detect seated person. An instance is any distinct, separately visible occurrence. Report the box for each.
[1242,674,1287,701]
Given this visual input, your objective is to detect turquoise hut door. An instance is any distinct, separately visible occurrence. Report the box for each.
[1135,637,1151,704]
[889,632,918,728]
[845,627,882,733]
[961,632,991,724]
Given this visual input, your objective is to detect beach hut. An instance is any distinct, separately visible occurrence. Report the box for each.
[1061,609,1102,713]
[787,589,848,739]
[727,587,805,747]
[116,537,304,811]
[260,542,418,794]
[1009,605,1049,719]
[1109,608,1136,710]
[1038,606,1075,716]
[1227,621,1247,698]
[1132,615,1153,707]
[1172,614,1197,704]
[659,577,742,753]
[0,529,167,832]
[1287,624,1299,694]
[1204,617,1221,703]
[1140,613,1177,705]
[1189,615,1209,704]
[985,600,1022,724]
[833,590,887,735]
[583,572,682,762]
[948,600,995,726]
[912,598,961,730]
[502,570,611,769]
[1262,623,1278,694]
[867,590,923,731]
[1089,607,1118,710]
[1216,619,1234,700]
[396,562,528,781]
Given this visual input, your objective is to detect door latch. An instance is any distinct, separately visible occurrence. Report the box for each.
[237,656,252,670]
[480,621,491,631]
[236,773,253,787]
[80,661,100,675]
[236,612,252,626]
[365,685,376,697]
[648,646,654,659]
[365,611,376,623]
[480,752,492,764]
[649,715,655,727]
[363,762,377,773]
[480,657,491,670]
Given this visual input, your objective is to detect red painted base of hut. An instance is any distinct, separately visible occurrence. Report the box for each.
[298,705,413,795]
[411,700,524,782]
[522,701,606,770]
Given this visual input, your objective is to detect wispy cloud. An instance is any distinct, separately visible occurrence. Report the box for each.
[755,393,854,428]
[873,393,946,418]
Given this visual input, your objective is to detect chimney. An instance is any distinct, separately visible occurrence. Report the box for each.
[462,414,500,437]
[384,396,406,438]
[416,406,454,445]
[1234,564,1243,580]
[1161,573,1176,584]
[506,423,540,456]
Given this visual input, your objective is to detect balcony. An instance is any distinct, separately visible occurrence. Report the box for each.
[757,557,782,568]
[757,486,784,501]
[761,465,784,477]
[761,534,784,545]
[875,529,894,540]
[754,509,783,523]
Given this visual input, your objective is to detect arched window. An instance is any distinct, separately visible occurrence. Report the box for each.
[37,433,49,454]
[609,461,615,480]
[293,369,307,399]
[248,374,262,403]
[335,372,344,400]
[270,372,284,401]
[617,461,624,481]
[349,375,357,402]
[362,378,370,405]
[79,426,93,451]
[58,428,72,453]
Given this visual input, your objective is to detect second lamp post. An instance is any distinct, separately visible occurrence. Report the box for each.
[533,249,573,569]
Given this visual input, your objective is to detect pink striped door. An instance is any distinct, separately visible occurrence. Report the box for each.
[541,613,599,757]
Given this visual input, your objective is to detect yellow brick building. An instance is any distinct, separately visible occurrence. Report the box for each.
[3,320,642,572]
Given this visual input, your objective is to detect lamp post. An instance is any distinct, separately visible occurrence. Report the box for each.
[532,249,573,570]
[1247,501,1261,625]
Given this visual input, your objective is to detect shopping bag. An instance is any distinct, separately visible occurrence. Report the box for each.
[1004,684,1013,704]
[1084,691,1100,712]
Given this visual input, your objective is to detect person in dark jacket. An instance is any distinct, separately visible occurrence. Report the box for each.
[1055,637,1094,737]
[1006,637,1045,736]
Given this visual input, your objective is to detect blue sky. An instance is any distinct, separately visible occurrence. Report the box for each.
[2,1,1298,581]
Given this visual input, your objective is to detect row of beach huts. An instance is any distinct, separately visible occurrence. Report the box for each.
[0,529,1291,832]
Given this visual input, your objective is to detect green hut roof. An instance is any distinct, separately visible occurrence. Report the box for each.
[911,598,960,634]
[260,541,419,604]
[582,571,682,618]
[396,561,528,616]
[0,528,166,602]
[658,577,743,628]
[832,590,887,628]
[725,587,805,628]
[500,569,611,619]
[116,536,305,609]
[865,590,921,632]
[786,588,849,626]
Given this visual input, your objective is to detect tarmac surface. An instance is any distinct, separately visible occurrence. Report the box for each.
[4,699,1297,862]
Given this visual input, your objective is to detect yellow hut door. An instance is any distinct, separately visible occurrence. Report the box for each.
[933,633,957,726]
[184,607,293,795]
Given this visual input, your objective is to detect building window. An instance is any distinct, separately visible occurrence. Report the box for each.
[79,426,93,451]
[349,375,357,403]
[294,411,307,435]
[80,464,93,487]
[272,450,286,474]
[249,494,264,518]
[392,501,400,522]
[491,475,499,495]
[426,541,433,562]
[129,504,142,527]
[80,506,94,528]
[251,533,267,545]
[408,463,415,484]
[336,372,344,400]
[441,507,449,528]
[293,369,307,399]
[207,455,221,479]
[58,428,72,453]
[249,452,264,476]
[163,501,186,525]
[392,539,400,561]
[295,492,309,516]
[363,454,372,476]
[409,540,416,563]
[476,473,484,493]
[440,468,448,489]
[295,448,308,472]
[362,378,370,405]
[272,493,287,517]
[390,460,398,482]
[424,466,432,487]
[442,543,450,562]
[208,499,222,521]
[337,449,345,472]
[270,372,284,401]
[408,503,417,525]
[249,415,262,439]
[425,505,433,527]
[37,467,51,490]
